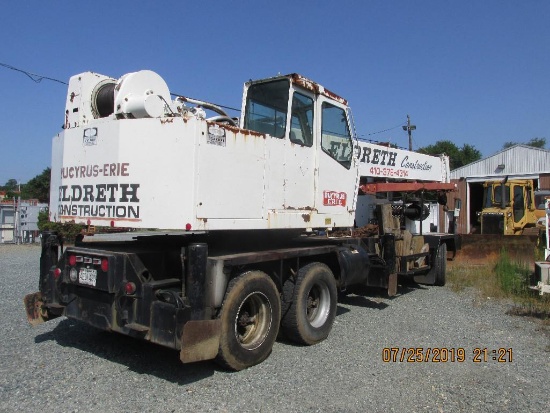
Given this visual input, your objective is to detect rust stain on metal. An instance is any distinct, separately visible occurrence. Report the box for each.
[283,205,315,211]
[289,74,347,105]
[160,118,174,124]
[360,182,457,195]
[387,273,398,297]
[453,234,536,268]
[290,73,320,94]
[23,292,47,326]
[302,213,311,222]
[206,121,265,139]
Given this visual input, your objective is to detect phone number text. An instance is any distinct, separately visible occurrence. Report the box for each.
[369,167,409,178]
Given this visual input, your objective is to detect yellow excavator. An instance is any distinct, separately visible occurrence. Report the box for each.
[479,178,539,235]
[454,179,547,268]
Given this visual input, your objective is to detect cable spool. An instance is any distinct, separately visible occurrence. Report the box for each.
[91,80,116,118]
[403,202,430,221]
[114,70,171,119]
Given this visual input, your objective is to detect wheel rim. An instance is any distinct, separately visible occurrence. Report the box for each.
[306,281,331,328]
[234,291,273,350]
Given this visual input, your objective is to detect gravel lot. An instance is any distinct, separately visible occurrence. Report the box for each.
[1,243,549,412]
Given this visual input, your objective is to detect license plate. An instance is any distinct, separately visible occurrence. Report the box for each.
[79,268,97,286]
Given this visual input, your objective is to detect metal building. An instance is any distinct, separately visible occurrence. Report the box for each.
[0,202,16,243]
[0,200,48,244]
[449,144,550,234]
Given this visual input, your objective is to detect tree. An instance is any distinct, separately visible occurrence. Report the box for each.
[418,140,482,170]
[3,179,18,191]
[1,178,19,199]
[21,167,51,203]
[503,137,546,149]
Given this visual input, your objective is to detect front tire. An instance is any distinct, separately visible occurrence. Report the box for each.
[281,263,337,345]
[215,271,281,371]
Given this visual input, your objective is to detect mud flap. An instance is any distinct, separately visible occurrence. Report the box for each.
[413,271,435,285]
[180,319,221,364]
[23,292,59,326]
[387,273,398,297]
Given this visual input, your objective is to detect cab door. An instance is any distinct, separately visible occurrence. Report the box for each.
[512,184,526,229]
[315,99,358,227]
[283,90,316,209]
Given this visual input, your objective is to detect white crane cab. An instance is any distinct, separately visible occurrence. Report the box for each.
[50,71,358,232]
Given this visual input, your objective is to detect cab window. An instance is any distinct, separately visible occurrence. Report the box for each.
[483,187,492,208]
[493,185,509,206]
[513,185,525,222]
[290,92,314,147]
[244,79,289,138]
[321,102,353,168]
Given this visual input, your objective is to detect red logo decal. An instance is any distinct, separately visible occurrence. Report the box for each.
[323,191,347,207]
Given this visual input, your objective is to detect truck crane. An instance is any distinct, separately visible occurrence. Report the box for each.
[24,70,457,370]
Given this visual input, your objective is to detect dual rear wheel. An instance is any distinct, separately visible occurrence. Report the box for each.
[281,263,338,345]
[216,263,338,370]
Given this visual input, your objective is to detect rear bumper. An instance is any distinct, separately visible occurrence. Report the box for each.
[25,237,223,364]
[24,287,222,363]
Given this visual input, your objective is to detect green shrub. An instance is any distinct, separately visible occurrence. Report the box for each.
[37,210,85,243]
[494,248,531,296]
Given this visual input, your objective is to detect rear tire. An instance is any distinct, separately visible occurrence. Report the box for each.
[281,263,337,345]
[215,271,281,371]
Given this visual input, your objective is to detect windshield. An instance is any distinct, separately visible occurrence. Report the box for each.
[484,184,510,207]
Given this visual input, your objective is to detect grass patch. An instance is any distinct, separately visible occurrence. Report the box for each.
[448,246,550,321]
[495,249,532,296]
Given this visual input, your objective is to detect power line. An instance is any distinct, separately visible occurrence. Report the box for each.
[2,63,414,126]
[0,62,67,85]
[358,121,406,139]
[1,62,242,112]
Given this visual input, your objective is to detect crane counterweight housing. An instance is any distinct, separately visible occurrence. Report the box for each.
[27,69,459,371]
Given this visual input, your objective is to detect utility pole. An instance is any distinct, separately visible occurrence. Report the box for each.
[402,114,416,151]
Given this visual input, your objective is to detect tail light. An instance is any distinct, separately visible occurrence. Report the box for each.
[68,255,77,266]
[124,282,136,295]
[53,268,62,279]
[101,258,109,272]
[66,254,109,272]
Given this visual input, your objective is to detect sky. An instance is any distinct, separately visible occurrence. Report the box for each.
[1,1,549,184]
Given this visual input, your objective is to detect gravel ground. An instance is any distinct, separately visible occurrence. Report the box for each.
[1,243,549,412]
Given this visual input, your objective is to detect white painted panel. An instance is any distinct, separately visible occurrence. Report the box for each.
[196,124,266,219]
[356,141,447,181]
